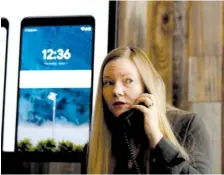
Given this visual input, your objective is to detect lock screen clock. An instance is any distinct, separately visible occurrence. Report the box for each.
[42,48,71,60]
[21,25,93,71]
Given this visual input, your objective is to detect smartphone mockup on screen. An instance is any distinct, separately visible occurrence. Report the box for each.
[1,18,9,150]
[15,16,95,160]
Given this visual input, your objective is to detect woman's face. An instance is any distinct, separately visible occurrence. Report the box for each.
[102,57,145,117]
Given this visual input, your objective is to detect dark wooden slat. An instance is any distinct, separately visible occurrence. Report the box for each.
[172,1,188,109]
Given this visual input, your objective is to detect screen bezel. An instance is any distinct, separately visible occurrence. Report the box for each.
[1,17,9,151]
[15,15,95,162]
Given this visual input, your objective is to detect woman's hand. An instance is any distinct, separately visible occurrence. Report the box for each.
[131,93,163,148]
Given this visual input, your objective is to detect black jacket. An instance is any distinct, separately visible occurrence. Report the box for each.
[148,108,212,174]
[83,108,212,174]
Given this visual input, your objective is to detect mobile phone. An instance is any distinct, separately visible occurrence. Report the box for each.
[15,16,95,161]
[1,18,9,150]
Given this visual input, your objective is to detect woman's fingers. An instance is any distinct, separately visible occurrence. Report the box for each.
[140,93,156,106]
[134,93,155,108]
[131,104,148,114]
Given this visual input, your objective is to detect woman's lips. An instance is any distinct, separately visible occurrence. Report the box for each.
[113,102,127,109]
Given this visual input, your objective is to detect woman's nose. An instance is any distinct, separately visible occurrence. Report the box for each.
[113,82,124,97]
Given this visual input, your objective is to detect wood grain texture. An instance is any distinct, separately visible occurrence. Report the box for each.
[117,1,128,47]
[185,1,193,112]
[147,1,174,104]
[187,2,222,56]
[172,1,189,110]
[188,56,222,102]
[117,1,174,104]
[117,1,147,50]
[188,1,222,102]
[202,2,223,56]
[222,1,224,173]
[188,1,203,56]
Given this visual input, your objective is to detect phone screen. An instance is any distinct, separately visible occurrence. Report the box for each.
[15,16,94,155]
[1,18,9,150]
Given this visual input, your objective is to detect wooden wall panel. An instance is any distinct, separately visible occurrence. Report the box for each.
[187,1,222,102]
[202,2,223,56]
[188,56,222,102]
[188,2,203,56]
[117,1,174,104]
[187,1,223,173]
[117,1,148,49]
[146,1,174,104]
[172,1,188,109]
[222,1,224,173]
[117,1,128,47]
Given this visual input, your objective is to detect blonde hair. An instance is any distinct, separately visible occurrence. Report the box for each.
[87,46,189,174]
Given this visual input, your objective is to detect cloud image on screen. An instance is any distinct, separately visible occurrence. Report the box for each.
[20,25,93,71]
[17,88,91,152]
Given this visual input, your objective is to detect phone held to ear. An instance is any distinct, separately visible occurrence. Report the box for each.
[117,102,147,174]
[118,102,146,129]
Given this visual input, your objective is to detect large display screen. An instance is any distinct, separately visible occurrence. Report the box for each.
[1,0,117,162]
[15,17,94,153]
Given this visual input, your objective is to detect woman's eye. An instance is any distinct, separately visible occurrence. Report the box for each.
[103,80,114,86]
[124,78,133,84]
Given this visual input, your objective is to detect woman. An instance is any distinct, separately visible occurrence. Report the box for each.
[86,46,211,174]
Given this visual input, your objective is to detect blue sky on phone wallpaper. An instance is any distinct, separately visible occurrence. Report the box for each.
[17,88,91,145]
[20,25,93,70]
